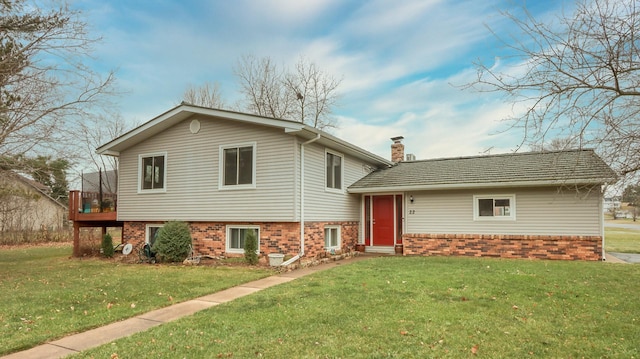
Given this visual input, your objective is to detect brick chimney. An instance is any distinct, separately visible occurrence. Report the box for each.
[391,136,404,162]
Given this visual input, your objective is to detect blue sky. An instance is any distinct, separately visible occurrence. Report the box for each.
[74,0,572,161]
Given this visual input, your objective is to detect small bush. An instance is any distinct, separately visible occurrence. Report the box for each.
[152,221,192,263]
[101,233,114,258]
[244,230,259,265]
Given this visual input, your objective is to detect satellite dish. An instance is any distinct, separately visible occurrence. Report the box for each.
[122,243,133,255]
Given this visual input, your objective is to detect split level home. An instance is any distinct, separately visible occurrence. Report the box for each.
[68,104,617,262]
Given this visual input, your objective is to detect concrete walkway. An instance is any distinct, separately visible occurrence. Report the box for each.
[607,252,640,264]
[3,257,367,359]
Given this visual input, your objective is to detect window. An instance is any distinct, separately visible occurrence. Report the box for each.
[324,225,341,250]
[139,153,166,192]
[226,226,260,254]
[145,224,164,246]
[326,151,343,191]
[474,195,516,220]
[220,143,256,188]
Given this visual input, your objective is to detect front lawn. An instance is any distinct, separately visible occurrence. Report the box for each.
[73,256,640,358]
[605,227,640,253]
[0,245,274,355]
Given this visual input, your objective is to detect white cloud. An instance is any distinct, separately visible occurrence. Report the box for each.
[75,0,556,159]
[334,63,524,161]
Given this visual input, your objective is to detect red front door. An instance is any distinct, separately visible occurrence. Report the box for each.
[373,195,395,246]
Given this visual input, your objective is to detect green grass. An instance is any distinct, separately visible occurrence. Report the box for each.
[605,227,640,253]
[0,245,274,355]
[72,256,640,359]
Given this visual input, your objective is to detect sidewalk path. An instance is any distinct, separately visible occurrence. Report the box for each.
[607,252,640,264]
[3,256,371,359]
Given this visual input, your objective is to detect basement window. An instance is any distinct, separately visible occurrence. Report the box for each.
[226,226,260,254]
[324,225,341,250]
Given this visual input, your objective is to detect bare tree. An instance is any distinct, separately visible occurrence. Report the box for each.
[73,111,132,194]
[182,82,226,109]
[471,0,640,179]
[235,55,293,119]
[0,0,115,170]
[285,57,341,130]
[529,137,579,152]
[234,55,341,129]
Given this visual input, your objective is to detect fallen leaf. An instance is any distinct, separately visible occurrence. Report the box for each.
[130,303,136,309]
[107,303,113,309]
[471,344,479,355]
[512,305,519,310]
[400,330,409,336]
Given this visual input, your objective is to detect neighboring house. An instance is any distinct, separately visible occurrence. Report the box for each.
[603,197,621,214]
[70,104,616,261]
[0,170,68,231]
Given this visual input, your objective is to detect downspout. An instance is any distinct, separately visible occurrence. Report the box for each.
[282,133,321,266]
[601,184,607,261]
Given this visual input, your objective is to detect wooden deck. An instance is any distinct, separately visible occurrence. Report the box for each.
[69,190,123,257]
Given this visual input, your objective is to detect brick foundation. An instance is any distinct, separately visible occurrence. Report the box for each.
[402,233,602,261]
[122,221,358,260]
[303,221,359,259]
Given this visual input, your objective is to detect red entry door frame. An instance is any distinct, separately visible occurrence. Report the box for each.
[366,195,402,246]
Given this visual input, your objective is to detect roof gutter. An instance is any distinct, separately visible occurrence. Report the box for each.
[348,179,613,194]
[282,133,321,267]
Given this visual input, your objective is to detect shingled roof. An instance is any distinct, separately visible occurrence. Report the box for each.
[348,149,617,193]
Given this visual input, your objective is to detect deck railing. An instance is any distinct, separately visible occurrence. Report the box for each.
[69,190,117,221]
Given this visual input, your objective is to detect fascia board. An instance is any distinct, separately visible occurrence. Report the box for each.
[96,105,306,155]
[347,179,610,193]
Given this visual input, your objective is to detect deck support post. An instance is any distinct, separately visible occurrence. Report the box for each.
[73,222,80,257]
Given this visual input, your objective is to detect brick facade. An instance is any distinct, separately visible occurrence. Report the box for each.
[122,220,358,261]
[303,221,359,259]
[402,233,602,261]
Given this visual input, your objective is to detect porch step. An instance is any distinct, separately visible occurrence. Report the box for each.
[364,246,394,255]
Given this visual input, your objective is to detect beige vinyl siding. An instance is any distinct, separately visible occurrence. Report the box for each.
[117,116,297,222]
[302,143,370,221]
[405,187,602,236]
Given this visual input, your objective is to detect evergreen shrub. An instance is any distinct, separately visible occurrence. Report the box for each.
[101,233,114,258]
[244,230,259,265]
[152,221,192,263]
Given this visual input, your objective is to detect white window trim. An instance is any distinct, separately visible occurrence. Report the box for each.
[137,152,168,194]
[218,142,257,190]
[225,225,260,254]
[145,223,164,245]
[324,225,341,250]
[473,194,516,221]
[325,149,344,193]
